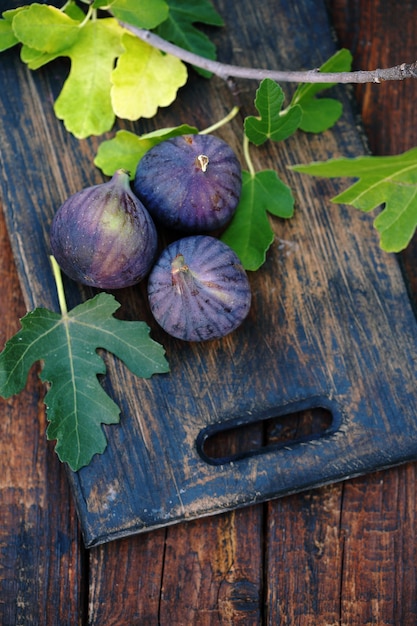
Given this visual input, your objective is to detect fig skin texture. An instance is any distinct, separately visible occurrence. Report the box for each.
[147,235,252,342]
[50,169,158,289]
[133,134,242,232]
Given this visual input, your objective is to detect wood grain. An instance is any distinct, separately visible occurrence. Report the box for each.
[0,195,85,623]
[1,0,417,624]
[2,0,417,549]
[328,3,417,625]
[87,0,417,623]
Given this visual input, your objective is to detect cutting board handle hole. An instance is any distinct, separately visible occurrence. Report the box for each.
[198,406,333,465]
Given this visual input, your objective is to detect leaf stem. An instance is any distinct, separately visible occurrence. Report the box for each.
[199,105,240,135]
[60,1,72,12]
[78,4,94,27]
[243,134,255,176]
[50,256,68,316]
[120,23,417,85]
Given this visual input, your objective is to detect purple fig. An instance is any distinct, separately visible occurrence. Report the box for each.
[133,134,242,232]
[50,169,158,289]
[147,235,251,341]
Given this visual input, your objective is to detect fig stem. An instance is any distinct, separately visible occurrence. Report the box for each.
[243,134,255,175]
[171,254,187,273]
[197,154,209,172]
[199,105,240,135]
[50,255,68,316]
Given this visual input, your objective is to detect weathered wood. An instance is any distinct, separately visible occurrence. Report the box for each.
[87,411,265,624]
[87,529,166,625]
[328,3,417,625]
[0,205,85,624]
[158,508,264,625]
[2,0,417,550]
[2,0,417,624]
[95,2,417,624]
[265,484,344,624]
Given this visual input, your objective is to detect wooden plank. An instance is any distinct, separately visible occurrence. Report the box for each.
[73,2,417,623]
[1,1,417,624]
[87,412,265,624]
[328,3,417,625]
[87,530,166,625]
[159,508,263,625]
[263,3,417,625]
[2,0,417,550]
[265,485,344,624]
[339,470,417,625]
[0,203,85,624]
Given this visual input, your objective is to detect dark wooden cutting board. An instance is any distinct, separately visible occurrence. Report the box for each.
[1,0,417,548]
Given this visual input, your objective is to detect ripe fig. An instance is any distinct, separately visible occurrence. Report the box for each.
[147,235,251,342]
[50,169,158,289]
[133,134,242,232]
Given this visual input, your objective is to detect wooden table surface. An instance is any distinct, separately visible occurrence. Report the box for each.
[2,1,417,624]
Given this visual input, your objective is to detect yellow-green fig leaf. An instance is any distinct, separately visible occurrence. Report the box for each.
[54,18,125,138]
[111,33,188,121]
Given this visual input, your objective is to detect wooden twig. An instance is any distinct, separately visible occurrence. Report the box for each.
[121,23,417,85]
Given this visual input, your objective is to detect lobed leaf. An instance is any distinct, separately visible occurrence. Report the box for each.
[0,293,169,471]
[12,3,85,69]
[20,45,61,70]
[0,18,18,52]
[290,48,352,132]
[2,1,221,137]
[54,18,125,138]
[111,32,188,120]
[295,97,342,134]
[156,0,224,77]
[291,147,417,251]
[221,170,294,270]
[92,0,112,7]
[64,2,89,21]
[244,79,302,146]
[94,125,198,177]
[109,0,169,29]
[165,0,224,26]
[11,3,82,54]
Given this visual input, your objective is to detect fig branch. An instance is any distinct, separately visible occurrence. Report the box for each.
[121,22,417,85]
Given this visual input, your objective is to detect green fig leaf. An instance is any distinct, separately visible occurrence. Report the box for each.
[111,32,188,120]
[156,0,224,77]
[244,79,302,146]
[221,169,294,270]
[63,1,87,21]
[92,0,112,7]
[291,146,417,252]
[108,0,169,29]
[0,292,169,471]
[294,97,343,134]
[290,48,353,132]
[94,125,198,177]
